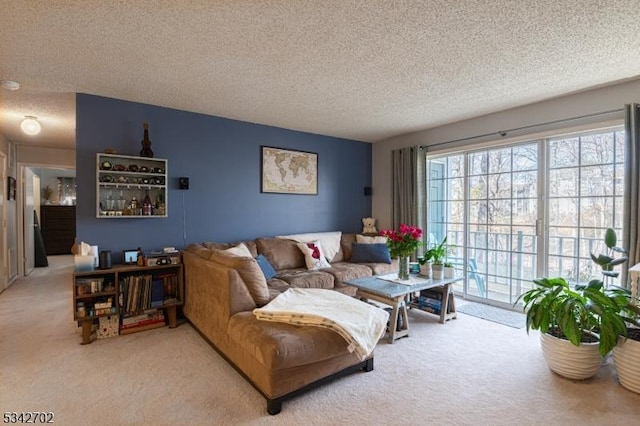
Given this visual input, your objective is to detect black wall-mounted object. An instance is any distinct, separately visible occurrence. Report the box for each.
[178,177,189,190]
[364,186,372,196]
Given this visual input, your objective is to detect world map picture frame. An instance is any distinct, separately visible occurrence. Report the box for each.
[261,146,318,195]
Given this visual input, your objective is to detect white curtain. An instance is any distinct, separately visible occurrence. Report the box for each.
[623,103,640,287]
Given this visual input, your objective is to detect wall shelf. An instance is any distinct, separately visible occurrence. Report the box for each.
[96,153,168,218]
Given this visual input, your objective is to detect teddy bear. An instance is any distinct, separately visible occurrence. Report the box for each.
[361,217,377,234]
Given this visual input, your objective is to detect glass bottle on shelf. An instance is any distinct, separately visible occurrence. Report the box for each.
[140,122,154,158]
[117,191,126,211]
[156,192,165,216]
[131,196,139,215]
[142,191,152,216]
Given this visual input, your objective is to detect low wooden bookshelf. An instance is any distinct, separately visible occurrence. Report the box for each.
[72,262,183,344]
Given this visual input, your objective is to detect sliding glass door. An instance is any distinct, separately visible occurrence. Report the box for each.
[546,130,625,284]
[426,126,624,308]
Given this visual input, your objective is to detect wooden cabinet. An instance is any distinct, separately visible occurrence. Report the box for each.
[73,263,183,344]
[96,153,168,218]
[40,205,76,255]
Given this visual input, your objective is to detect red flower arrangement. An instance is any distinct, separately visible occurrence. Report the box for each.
[380,224,423,257]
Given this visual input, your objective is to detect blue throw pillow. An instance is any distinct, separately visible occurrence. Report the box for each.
[350,243,392,264]
[255,254,277,280]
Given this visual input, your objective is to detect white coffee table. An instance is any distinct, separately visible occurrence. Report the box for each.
[344,274,461,343]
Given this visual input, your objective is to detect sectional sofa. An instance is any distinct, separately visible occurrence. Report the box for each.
[183,232,396,414]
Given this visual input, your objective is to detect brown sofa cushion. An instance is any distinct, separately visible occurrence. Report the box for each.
[276,268,335,289]
[228,312,352,370]
[207,249,270,306]
[339,233,357,262]
[184,243,215,259]
[366,260,399,275]
[323,262,373,286]
[203,240,258,258]
[255,237,305,270]
[266,278,291,300]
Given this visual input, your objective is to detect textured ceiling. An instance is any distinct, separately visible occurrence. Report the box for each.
[1,1,640,149]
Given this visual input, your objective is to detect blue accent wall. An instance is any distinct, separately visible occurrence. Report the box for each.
[76,94,371,260]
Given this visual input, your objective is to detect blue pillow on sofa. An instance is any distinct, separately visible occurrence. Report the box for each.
[255,254,277,280]
[350,243,392,264]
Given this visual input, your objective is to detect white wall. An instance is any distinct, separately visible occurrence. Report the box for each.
[372,77,640,230]
[0,133,18,284]
[17,145,75,167]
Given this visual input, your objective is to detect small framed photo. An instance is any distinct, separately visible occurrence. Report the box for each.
[123,249,139,265]
[7,176,16,201]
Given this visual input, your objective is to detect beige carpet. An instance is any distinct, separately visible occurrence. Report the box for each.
[1,256,639,425]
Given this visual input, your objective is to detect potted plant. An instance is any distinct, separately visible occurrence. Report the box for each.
[593,228,640,393]
[418,248,434,277]
[430,237,447,280]
[443,261,455,278]
[613,296,640,393]
[380,224,423,280]
[516,276,629,380]
[590,228,628,287]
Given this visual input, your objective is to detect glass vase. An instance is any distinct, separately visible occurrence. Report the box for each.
[398,255,410,280]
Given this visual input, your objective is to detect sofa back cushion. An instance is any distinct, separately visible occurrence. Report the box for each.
[339,233,357,262]
[276,231,342,262]
[207,249,270,307]
[255,237,305,270]
[203,240,258,258]
[350,243,392,264]
[184,243,215,260]
[256,254,277,280]
[356,234,387,244]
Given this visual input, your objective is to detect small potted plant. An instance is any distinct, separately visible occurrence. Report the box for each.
[443,261,455,278]
[430,237,447,280]
[418,248,434,277]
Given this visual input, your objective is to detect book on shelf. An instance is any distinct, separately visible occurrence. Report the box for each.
[414,296,442,313]
[420,289,443,300]
[121,309,165,330]
[150,278,164,307]
[160,273,178,302]
[119,272,179,315]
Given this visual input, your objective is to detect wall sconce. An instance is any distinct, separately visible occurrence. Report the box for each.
[21,116,41,135]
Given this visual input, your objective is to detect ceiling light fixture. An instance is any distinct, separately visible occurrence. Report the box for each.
[21,116,41,135]
[1,80,20,91]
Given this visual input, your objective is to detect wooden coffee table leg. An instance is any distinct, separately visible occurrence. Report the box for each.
[388,296,409,343]
[357,290,410,343]
[439,283,457,323]
[388,302,399,342]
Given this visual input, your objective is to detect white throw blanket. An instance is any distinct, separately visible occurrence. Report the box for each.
[253,288,389,360]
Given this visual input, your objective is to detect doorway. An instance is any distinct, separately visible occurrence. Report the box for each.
[17,165,76,276]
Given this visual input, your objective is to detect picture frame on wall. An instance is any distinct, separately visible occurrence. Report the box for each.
[7,176,16,201]
[261,146,318,195]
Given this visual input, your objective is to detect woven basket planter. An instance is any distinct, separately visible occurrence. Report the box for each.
[613,336,640,394]
[540,332,601,380]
